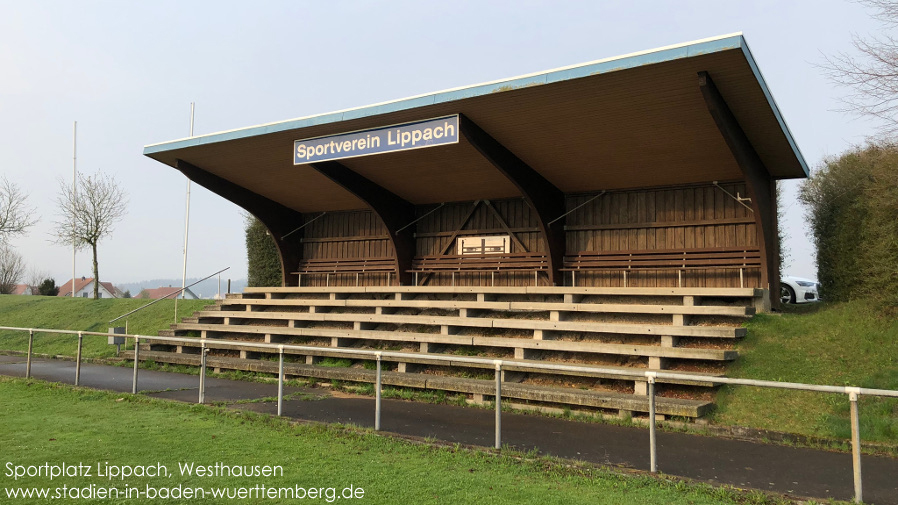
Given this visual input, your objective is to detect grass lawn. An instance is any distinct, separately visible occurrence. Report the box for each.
[713,301,898,443]
[0,377,794,505]
[0,295,207,358]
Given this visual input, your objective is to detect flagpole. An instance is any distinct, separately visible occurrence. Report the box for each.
[72,121,77,298]
[175,103,194,321]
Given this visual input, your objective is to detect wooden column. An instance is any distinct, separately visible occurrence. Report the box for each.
[175,160,304,287]
[459,114,566,285]
[309,161,415,285]
[698,72,780,304]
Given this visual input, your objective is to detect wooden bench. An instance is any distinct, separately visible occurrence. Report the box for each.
[408,252,548,286]
[292,257,396,286]
[562,247,762,288]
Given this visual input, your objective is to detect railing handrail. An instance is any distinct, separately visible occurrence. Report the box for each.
[107,267,230,324]
[2,324,896,399]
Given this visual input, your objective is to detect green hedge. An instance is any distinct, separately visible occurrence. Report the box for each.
[799,143,898,308]
[245,215,282,287]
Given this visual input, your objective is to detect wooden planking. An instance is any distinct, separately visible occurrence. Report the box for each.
[414,198,544,287]
[294,183,761,288]
[300,210,393,286]
[565,182,759,288]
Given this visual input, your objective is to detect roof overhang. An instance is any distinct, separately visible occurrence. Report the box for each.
[144,33,808,214]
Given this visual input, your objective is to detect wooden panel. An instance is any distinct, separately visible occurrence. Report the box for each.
[300,210,392,287]
[564,182,758,288]
[413,198,543,286]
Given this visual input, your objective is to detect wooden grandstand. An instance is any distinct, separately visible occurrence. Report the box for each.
[130,285,761,418]
[140,35,808,420]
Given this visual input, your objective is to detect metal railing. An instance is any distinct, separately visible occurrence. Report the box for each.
[108,267,230,330]
[2,326,897,503]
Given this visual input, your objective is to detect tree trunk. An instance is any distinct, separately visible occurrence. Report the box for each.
[91,242,99,299]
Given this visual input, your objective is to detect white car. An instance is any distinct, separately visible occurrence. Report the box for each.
[780,276,820,304]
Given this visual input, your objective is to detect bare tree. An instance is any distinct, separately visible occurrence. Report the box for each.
[54,171,128,299]
[0,177,37,243]
[27,267,50,289]
[0,245,26,294]
[823,0,898,136]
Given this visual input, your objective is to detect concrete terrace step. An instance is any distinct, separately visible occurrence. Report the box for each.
[169,322,738,361]
[144,336,722,387]
[122,350,713,418]
[194,311,746,339]
[243,286,763,298]
[221,297,755,317]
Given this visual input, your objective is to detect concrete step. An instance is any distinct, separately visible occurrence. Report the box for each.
[122,350,713,418]
[133,335,722,387]
[196,311,745,339]
[170,322,737,361]
[221,297,754,317]
[243,286,763,298]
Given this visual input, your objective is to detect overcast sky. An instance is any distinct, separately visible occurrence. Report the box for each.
[0,0,882,285]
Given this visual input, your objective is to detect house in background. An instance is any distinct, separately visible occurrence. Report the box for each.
[57,277,122,299]
[11,284,37,295]
[137,286,199,300]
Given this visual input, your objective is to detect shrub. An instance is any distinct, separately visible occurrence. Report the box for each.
[799,143,898,308]
[245,215,281,287]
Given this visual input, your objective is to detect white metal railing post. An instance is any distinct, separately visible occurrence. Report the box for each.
[131,336,140,394]
[494,360,503,450]
[375,352,382,431]
[198,341,207,404]
[74,331,83,386]
[848,389,863,503]
[277,345,285,416]
[25,329,34,379]
[647,372,658,473]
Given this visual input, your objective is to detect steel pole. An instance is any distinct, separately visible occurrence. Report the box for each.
[495,360,502,450]
[131,337,140,394]
[71,121,76,298]
[375,353,382,431]
[277,346,284,417]
[199,343,207,404]
[648,377,657,473]
[25,329,34,379]
[849,391,863,503]
[74,331,83,386]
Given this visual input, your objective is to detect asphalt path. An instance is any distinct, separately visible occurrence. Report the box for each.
[1,356,896,504]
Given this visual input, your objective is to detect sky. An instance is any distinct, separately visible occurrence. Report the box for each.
[0,0,884,286]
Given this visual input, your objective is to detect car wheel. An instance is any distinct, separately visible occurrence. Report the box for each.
[780,285,796,305]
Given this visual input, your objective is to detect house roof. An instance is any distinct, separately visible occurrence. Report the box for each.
[57,278,119,297]
[143,33,808,215]
[139,286,196,299]
[11,284,36,295]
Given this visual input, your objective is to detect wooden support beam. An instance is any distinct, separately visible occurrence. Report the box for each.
[309,161,415,286]
[175,159,304,287]
[698,71,780,305]
[459,115,566,285]
[484,200,529,252]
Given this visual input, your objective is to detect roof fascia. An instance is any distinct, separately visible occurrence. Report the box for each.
[738,37,810,177]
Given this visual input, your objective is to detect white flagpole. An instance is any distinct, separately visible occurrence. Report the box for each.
[71,121,77,298]
[181,102,194,298]
[175,103,194,321]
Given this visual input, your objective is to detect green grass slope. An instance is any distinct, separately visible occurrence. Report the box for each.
[0,378,795,505]
[0,295,207,359]
[713,301,898,443]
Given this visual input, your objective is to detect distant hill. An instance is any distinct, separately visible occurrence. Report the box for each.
[116,278,248,299]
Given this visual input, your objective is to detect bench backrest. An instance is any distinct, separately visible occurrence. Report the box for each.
[564,247,761,269]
